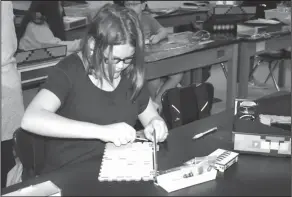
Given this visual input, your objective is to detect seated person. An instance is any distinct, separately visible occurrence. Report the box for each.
[124,0,184,112]
[21,4,168,175]
[18,1,80,55]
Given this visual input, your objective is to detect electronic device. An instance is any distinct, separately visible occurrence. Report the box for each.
[63,16,88,31]
[203,5,256,38]
[233,119,291,157]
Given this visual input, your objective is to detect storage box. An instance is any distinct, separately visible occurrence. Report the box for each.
[63,16,88,31]
[156,149,220,193]
[15,45,66,66]
[156,164,217,193]
[15,45,66,89]
[265,9,290,21]
[233,119,291,157]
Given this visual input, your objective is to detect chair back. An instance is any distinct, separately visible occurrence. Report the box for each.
[13,128,46,179]
[161,82,214,129]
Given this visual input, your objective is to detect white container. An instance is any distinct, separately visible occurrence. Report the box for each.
[3,181,62,196]
[265,9,290,22]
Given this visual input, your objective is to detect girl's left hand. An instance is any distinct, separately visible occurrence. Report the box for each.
[144,117,168,143]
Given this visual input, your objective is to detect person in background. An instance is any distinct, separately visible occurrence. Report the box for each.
[124,0,184,112]
[1,1,25,188]
[18,1,80,55]
[14,1,67,41]
[21,4,168,175]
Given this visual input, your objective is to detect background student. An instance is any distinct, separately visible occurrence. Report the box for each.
[18,1,81,55]
[14,1,67,41]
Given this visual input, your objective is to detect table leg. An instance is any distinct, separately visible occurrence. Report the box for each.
[277,60,286,88]
[181,71,192,86]
[238,42,251,98]
[190,68,202,84]
[226,44,238,109]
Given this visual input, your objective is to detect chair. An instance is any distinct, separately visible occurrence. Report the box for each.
[250,49,291,91]
[13,128,46,180]
[161,82,214,129]
[220,49,291,90]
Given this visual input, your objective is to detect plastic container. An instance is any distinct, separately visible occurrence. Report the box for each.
[265,9,290,21]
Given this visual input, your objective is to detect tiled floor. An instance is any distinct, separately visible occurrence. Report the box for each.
[209,60,291,114]
[22,61,291,113]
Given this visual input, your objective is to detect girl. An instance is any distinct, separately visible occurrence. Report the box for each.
[21,4,168,174]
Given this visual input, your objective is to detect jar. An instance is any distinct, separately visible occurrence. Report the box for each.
[237,101,258,121]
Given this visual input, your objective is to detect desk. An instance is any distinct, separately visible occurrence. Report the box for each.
[152,7,210,28]
[24,30,239,110]
[3,110,290,196]
[65,7,210,40]
[145,39,239,110]
[238,31,291,98]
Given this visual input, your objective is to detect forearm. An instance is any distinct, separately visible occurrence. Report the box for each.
[21,109,107,139]
[57,39,81,52]
[141,113,163,128]
[156,28,168,41]
[138,99,163,127]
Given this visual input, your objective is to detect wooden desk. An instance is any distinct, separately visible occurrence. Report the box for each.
[145,40,239,110]
[66,7,210,40]
[3,110,290,196]
[153,8,210,28]
[238,31,291,98]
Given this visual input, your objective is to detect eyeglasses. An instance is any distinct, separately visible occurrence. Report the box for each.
[104,57,133,64]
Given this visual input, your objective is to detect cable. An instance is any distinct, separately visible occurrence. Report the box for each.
[192,30,211,41]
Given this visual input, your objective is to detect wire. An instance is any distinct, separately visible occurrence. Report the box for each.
[192,30,211,41]
[250,32,271,39]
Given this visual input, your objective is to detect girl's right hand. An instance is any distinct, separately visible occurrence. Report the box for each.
[102,122,136,147]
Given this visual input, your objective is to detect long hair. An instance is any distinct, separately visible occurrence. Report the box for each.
[17,1,66,42]
[80,4,145,101]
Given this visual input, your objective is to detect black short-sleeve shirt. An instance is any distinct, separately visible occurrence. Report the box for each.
[41,53,150,174]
